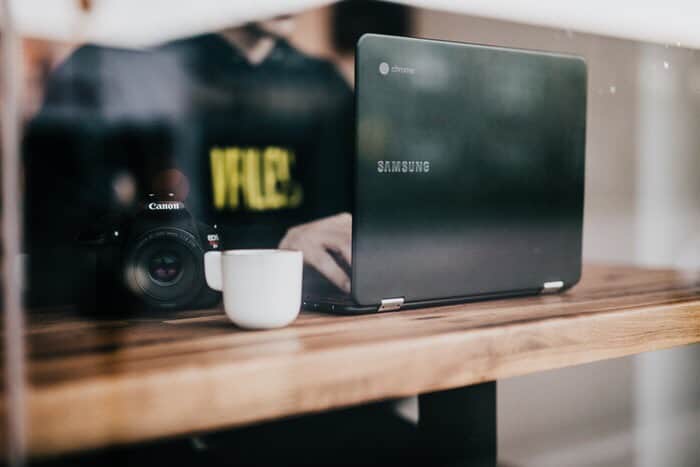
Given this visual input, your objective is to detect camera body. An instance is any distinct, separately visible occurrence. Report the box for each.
[82,197,221,313]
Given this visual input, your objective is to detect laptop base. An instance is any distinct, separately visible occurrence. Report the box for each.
[303,287,546,315]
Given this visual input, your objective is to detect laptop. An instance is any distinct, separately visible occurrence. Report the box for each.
[303,34,587,314]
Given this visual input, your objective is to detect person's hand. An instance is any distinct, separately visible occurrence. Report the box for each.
[279,213,352,292]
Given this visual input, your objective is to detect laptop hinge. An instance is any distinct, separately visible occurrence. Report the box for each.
[541,280,564,294]
[378,297,405,312]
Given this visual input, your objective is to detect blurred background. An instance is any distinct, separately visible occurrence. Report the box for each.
[3,1,699,466]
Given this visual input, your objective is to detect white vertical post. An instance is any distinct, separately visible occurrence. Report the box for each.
[635,43,700,467]
[1,0,27,464]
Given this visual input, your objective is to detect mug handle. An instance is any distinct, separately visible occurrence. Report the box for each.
[204,251,223,291]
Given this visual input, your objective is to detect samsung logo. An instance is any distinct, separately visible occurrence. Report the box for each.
[148,202,181,210]
[377,160,430,173]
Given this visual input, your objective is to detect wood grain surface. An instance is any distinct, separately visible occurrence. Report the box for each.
[3,264,700,457]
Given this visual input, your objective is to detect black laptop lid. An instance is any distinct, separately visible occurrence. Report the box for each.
[353,34,587,306]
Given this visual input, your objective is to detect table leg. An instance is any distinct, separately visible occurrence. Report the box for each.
[418,382,497,467]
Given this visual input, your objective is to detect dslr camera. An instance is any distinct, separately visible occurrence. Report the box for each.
[80,195,221,313]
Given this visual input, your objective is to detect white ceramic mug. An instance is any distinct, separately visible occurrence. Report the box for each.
[204,249,303,329]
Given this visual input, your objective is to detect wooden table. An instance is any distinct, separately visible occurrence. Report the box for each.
[4,264,700,461]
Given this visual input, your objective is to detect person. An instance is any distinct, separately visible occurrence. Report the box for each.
[22,15,419,465]
[23,16,354,305]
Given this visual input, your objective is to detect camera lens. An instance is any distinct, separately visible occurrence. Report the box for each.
[124,228,205,309]
[147,250,183,285]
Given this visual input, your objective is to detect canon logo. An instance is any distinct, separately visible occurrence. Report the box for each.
[377,160,430,174]
[148,202,181,210]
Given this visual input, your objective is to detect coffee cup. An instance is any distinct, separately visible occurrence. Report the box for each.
[204,249,303,329]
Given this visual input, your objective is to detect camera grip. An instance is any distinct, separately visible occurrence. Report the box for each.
[204,251,223,291]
